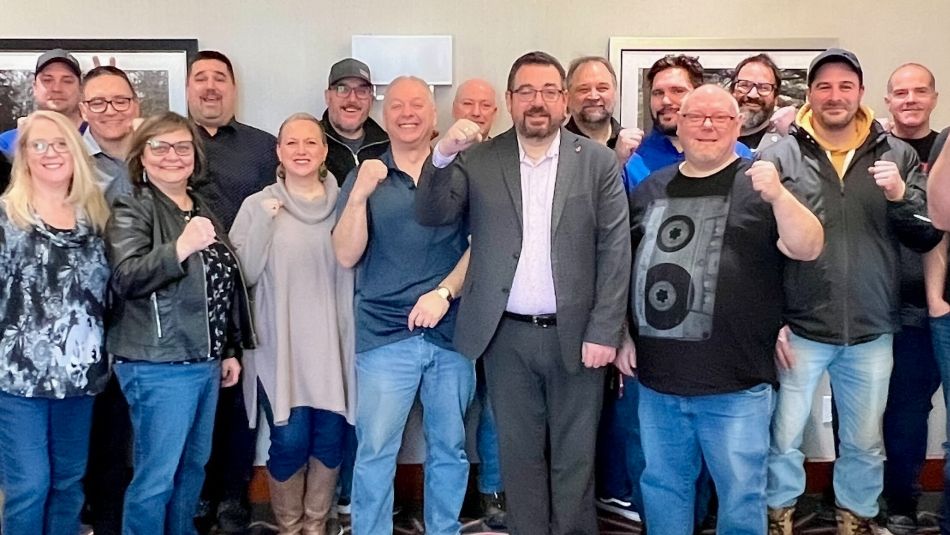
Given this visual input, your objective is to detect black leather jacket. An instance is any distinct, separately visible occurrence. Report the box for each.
[760,122,942,345]
[105,184,256,363]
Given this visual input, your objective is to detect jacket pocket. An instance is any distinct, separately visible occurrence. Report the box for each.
[150,292,164,339]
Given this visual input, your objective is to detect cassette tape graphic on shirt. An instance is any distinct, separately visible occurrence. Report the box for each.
[634,195,730,341]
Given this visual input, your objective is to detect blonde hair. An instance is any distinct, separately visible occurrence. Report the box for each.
[3,111,110,232]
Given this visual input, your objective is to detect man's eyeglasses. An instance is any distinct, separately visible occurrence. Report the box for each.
[332,84,373,99]
[511,87,564,102]
[83,97,135,113]
[27,139,70,155]
[733,80,776,96]
[680,113,736,127]
[146,139,195,157]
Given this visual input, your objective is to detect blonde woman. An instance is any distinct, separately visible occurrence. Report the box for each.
[229,113,354,535]
[0,110,111,535]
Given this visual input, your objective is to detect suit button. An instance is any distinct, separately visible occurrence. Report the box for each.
[502,288,509,294]
[513,252,520,259]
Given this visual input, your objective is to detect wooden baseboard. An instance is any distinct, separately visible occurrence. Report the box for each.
[250,460,947,504]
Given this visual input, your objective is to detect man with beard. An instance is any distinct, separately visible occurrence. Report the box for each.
[564,55,644,523]
[627,84,822,535]
[623,55,752,189]
[879,61,943,535]
[186,49,278,534]
[731,54,793,153]
[417,51,631,535]
[0,49,85,159]
[322,58,390,187]
[763,49,939,535]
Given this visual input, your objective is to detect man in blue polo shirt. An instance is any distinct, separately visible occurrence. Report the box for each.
[333,76,473,535]
[624,55,753,189]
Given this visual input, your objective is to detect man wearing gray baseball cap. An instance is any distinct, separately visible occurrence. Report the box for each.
[321,58,389,187]
[0,48,85,158]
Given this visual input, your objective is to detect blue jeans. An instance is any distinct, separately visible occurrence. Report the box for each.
[351,336,475,535]
[595,374,644,511]
[639,383,772,535]
[475,364,503,494]
[929,314,950,534]
[115,360,220,535]
[0,392,94,535]
[883,324,941,516]
[258,382,346,481]
[768,332,892,518]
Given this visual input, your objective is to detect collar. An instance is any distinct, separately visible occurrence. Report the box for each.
[82,127,104,156]
[320,109,389,145]
[517,130,561,164]
[564,116,622,146]
[195,117,239,138]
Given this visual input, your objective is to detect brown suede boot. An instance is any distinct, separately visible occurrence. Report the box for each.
[268,467,306,535]
[302,458,340,535]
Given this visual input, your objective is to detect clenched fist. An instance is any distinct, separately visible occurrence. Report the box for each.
[746,160,786,203]
[260,198,282,218]
[176,216,217,261]
[614,127,643,164]
[436,119,483,158]
[351,159,389,203]
[869,160,906,202]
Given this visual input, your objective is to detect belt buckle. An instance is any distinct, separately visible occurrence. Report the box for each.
[533,315,550,328]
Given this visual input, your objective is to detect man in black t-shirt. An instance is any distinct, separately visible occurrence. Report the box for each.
[880,62,944,533]
[623,85,822,535]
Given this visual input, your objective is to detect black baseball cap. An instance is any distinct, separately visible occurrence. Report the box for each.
[807,48,863,86]
[328,58,371,87]
[35,48,81,78]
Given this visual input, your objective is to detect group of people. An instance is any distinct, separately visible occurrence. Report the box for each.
[1,41,950,535]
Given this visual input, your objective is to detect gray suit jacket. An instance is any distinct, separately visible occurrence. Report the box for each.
[417,127,631,374]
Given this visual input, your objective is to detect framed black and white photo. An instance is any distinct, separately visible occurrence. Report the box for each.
[607,38,836,130]
[0,38,198,132]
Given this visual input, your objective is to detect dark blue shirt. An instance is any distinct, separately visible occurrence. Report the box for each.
[192,119,278,231]
[336,149,467,353]
[624,127,753,189]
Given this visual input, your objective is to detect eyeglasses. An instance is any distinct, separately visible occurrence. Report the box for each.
[146,139,195,157]
[680,113,736,127]
[83,96,135,113]
[27,139,70,154]
[511,87,564,102]
[332,84,373,99]
[733,80,776,96]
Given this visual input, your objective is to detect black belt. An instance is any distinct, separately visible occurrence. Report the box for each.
[503,311,557,328]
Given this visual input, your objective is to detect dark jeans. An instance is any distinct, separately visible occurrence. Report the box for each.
[928,315,950,534]
[883,325,941,517]
[83,374,133,535]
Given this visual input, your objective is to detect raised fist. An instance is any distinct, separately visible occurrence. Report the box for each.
[351,159,389,202]
[437,119,483,158]
[614,127,644,163]
[176,216,217,261]
[746,160,785,203]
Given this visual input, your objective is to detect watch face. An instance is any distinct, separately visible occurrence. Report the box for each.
[437,287,451,300]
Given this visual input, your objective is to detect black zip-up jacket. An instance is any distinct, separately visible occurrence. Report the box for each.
[759,121,941,345]
[321,109,389,187]
[105,184,256,363]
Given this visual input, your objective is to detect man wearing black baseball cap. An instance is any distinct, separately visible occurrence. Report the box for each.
[762,48,941,534]
[321,58,389,186]
[0,48,85,158]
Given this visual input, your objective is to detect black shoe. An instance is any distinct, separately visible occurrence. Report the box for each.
[480,492,507,530]
[216,498,251,533]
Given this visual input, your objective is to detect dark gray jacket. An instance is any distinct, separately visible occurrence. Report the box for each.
[759,121,941,345]
[105,185,256,363]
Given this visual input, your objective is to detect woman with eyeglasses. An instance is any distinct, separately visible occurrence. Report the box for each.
[229,113,354,535]
[0,110,111,535]
[105,111,255,535]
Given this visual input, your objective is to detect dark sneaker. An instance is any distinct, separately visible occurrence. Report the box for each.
[480,492,507,530]
[595,496,641,522]
[216,498,250,533]
[885,514,917,535]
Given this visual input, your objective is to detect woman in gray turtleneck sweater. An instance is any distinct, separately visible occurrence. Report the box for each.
[229,113,354,535]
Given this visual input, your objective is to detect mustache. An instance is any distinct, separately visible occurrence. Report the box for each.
[739,96,766,106]
[525,106,549,116]
[201,90,222,99]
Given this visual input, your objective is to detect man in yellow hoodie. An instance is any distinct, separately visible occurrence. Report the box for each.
[759,49,941,535]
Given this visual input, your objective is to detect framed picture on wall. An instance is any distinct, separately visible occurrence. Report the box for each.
[607,38,837,130]
[0,38,198,132]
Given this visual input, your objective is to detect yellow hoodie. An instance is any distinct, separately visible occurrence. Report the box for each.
[796,104,875,179]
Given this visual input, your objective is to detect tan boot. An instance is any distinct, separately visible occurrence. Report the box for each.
[768,506,794,535]
[835,508,875,535]
[268,467,306,535]
[302,458,340,535]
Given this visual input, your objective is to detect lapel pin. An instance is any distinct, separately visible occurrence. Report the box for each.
[575,145,581,153]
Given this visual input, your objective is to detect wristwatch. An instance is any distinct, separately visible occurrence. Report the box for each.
[436,286,453,302]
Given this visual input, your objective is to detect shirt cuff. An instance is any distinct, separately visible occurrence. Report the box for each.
[432,145,457,168]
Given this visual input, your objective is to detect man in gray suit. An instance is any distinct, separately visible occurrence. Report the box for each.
[416,51,631,535]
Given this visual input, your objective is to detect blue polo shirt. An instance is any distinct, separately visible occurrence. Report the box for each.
[336,149,468,354]
[623,127,753,188]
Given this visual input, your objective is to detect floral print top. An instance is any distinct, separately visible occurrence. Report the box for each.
[0,206,110,398]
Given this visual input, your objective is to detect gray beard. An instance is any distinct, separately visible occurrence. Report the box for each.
[741,108,769,132]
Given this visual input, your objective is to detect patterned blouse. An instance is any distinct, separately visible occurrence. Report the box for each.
[201,240,237,360]
[0,206,110,398]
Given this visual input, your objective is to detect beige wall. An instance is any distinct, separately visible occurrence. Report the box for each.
[4,0,948,134]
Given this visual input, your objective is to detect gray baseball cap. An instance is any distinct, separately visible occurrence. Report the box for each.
[328,58,371,87]
[35,48,81,78]
[807,48,863,86]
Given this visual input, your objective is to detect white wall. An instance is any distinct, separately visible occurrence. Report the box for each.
[9,0,948,461]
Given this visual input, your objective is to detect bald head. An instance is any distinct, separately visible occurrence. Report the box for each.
[680,84,740,116]
[453,78,498,138]
[677,84,742,171]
